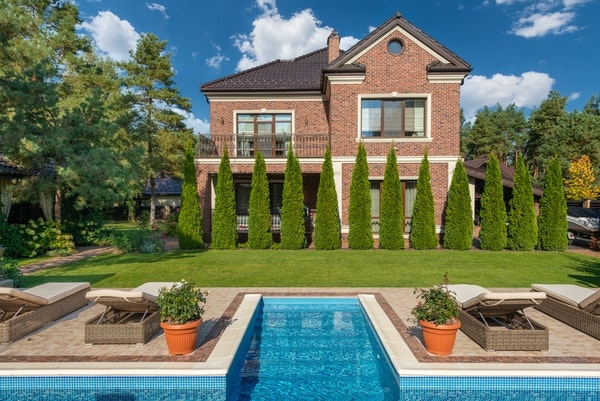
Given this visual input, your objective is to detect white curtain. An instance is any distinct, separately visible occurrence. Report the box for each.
[39,191,53,221]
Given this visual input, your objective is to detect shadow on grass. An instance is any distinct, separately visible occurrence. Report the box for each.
[565,254,600,287]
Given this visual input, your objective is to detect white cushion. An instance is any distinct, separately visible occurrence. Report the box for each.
[531,284,598,308]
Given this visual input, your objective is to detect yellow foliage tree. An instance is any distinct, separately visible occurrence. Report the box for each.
[564,155,600,200]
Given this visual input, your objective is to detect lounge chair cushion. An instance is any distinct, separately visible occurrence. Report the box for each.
[0,282,90,308]
[531,284,600,311]
[449,284,546,310]
[85,282,176,312]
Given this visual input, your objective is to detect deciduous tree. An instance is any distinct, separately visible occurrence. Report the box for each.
[564,155,600,200]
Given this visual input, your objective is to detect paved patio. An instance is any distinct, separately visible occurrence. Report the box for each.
[3,241,600,374]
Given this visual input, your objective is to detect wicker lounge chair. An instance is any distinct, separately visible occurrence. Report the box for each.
[448,284,548,351]
[0,282,90,343]
[85,282,175,345]
[531,284,600,340]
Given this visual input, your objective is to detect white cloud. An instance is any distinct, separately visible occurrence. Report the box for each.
[206,54,229,69]
[232,0,359,71]
[78,11,139,61]
[173,108,210,135]
[511,11,577,37]
[146,2,169,19]
[461,72,555,120]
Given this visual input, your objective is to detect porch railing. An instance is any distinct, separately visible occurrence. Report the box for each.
[198,133,329,158]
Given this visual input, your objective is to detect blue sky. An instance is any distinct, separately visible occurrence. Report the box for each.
[76,0,599,135]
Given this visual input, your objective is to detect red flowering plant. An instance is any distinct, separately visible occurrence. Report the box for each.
[411,273,459,326]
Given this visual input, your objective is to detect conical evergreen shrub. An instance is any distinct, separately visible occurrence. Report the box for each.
[281,144,306,249]
[178,145,204,249]
[538,157,568,251]
[479,154,507,250]
[348,143,373,249]
[379,146,404,250]
[443,160,473,250]
[211,147,238,249]
[314,148,341,250]
[410,151,437,249]
[248,151,273,249]
[507,155,537,251]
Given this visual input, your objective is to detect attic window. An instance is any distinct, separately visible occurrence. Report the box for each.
[387,39,403,55]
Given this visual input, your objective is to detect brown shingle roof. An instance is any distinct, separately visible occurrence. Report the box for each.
[0,155,32,178]
[201,48,329,93]
[464,156,543,197]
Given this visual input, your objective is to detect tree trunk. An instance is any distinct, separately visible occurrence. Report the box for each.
[149,175,156,226]
[54,187,62,221]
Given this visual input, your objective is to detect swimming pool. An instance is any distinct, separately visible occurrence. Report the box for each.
[1,294,599,400]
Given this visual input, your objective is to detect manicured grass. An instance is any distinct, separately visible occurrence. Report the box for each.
[24,248,600,289]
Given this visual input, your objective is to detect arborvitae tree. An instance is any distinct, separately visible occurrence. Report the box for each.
[281,145,306,249]
[410,151,437,249]
[348,143,373,249]
[479,154,507,250]
[443,160,473,250]
[538,157,568,251]
[507,155,538,251]
[379,147,404,250]
[211,147,238,249]
[314,148,341,250]
[248,151,273,249]
[178,146,204,249]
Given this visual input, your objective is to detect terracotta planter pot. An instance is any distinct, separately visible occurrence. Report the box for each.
[160,318,202,355]
[419,319,461,356]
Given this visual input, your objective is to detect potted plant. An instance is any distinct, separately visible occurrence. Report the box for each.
[156,280,209,355]
[411,273,460,356]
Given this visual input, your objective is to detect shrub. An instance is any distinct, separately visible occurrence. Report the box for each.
[379,146,404,250]
[348,143,373,249]
[538,157,568,251]
[156,280,209,325]
[443,160,473,250]
[314,148,341,250]
[178,145,204,249]
[0,216,24,258]
[248,151,273,249]
[211,147,238,249]
[479,154,507,251]
[280,144,306,249]
[410,151,437,249]
[507,155,537,251]
[0,257,24,287]
[18,218,75,257]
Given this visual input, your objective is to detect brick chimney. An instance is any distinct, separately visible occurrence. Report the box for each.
[327,30,340,63]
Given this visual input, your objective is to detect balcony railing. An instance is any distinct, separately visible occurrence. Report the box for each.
[198,133,329,158]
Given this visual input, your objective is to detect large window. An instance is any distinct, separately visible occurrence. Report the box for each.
[369,180,417,233]
[236,113,292,157]
[361,99,425,138]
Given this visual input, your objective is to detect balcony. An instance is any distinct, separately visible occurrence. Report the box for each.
[198,133,329,158]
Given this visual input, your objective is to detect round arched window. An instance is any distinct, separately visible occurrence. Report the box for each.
[387,39,403,55]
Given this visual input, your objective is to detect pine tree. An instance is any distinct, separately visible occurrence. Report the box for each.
[507,155,537,251]
[281,145,306,249]
[178,146,204,249]
[314,148,341,250]
[538,157,568,251]
[211,147,238,249]
[443,160,473,250]
[410,151,438,249]
[348,143,373,249]
[379,147,404,250]
[479,154,507,250]
[247,151,273,249]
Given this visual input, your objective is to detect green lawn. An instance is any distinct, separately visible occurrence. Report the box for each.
[23,248,600,289]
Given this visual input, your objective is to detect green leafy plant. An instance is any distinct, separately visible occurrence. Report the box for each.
[156,280,209,325]
[0,257,24,288]
[411,273,459,325]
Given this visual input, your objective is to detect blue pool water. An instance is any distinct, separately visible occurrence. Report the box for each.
[1,296,599,400]
[233,297,399,400]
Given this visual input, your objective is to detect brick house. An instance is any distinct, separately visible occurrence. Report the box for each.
[198,12,471,245]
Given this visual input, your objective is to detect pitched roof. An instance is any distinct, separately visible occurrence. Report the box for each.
[0,155,32,178]
[325,12,471,75]
[201,48,329,93]
[143,174,183,196]
[201,12,471,95]
[464,156,543,197]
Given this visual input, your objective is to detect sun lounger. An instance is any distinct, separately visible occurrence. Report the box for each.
[84,282,175,345]
[448,284,548,351]
[531,284,600,340]
[0,282,90,343]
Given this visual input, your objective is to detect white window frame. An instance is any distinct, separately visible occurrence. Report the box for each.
[357,94,431,142]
